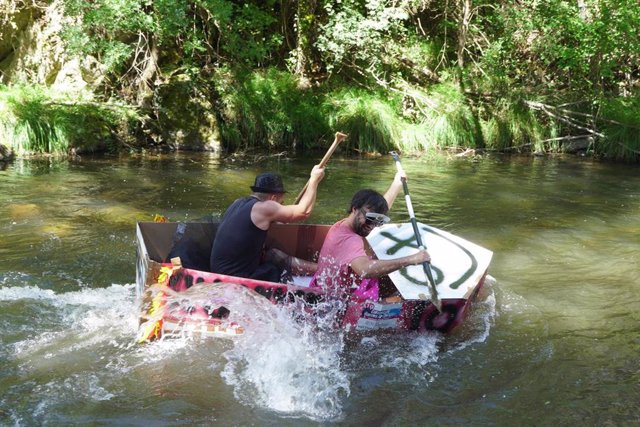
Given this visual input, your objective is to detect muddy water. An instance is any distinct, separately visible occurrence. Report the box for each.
[1,153,638,425]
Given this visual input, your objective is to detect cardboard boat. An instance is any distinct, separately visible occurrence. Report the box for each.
[135,220,493,341]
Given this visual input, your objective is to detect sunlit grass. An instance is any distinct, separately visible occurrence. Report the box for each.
[214,67,328,152]
[4,77,636,161]
[481,97,548,152]
[419,83,479,149]
[0,84,138,155]
[323,89,400,154]
[322,85,478,154]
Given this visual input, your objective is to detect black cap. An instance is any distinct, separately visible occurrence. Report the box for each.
[250,172,287,193]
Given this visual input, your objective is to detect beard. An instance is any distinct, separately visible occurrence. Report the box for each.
[353,220,374,237]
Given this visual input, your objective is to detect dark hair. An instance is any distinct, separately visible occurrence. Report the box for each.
[348,189,389,214]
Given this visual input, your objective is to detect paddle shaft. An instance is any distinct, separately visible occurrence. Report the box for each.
[294,132,347,204]
[390,151,442,310]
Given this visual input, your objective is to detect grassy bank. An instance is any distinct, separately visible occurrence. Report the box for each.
[213,71,557,155]
[203,71,640,162]
[2,76,639,162]
[0,85,138,155]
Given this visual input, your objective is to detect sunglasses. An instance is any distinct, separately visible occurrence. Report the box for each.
[360,209,390,227]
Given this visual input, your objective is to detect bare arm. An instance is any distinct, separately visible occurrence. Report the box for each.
[384,171,406,211]
[350,249,430,279]
[252,165,325,227]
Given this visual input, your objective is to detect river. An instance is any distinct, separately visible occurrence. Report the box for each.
[1,152,638,425]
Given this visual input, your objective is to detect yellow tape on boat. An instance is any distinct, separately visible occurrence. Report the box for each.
[153,214,168,223]
[138,265,174,343]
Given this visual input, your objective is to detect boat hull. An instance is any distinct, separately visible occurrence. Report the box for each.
[135,221,488,341]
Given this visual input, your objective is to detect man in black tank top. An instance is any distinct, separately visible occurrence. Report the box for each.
[210,165,325,281]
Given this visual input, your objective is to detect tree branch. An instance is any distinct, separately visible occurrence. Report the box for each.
[525,100,604,137]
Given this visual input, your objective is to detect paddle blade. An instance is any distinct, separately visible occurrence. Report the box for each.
[366,223,493,303]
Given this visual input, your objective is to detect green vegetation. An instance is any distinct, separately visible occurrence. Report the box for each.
[0,0,638,161]
[596,97,640,161]
[214,68,327,152]
[0,85,139,155]
[324,89,400,154]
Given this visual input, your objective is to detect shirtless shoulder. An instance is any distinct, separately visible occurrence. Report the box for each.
[250,200,280,230]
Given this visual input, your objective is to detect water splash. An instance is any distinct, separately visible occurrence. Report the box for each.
[5,283,138,363]
[167,283,352,421]
[444,274,498,353]
[0,282,139,425]
[1,279,496,424]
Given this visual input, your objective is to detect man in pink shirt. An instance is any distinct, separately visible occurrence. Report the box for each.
[310,172,430,301]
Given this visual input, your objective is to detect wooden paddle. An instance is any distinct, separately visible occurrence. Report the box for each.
[390,151,442,312]
[294,132,347,204]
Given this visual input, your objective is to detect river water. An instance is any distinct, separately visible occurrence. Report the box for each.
[0,152,638,425]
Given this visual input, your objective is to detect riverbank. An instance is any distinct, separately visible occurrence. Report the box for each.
[1,79,638,163]
[3,2,640,162]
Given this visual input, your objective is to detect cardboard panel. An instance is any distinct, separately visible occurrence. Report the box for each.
[367,222,493,301]
[137,222,178,262]
[266,223,331,261]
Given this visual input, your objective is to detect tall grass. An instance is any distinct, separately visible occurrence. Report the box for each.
[322,89,401,154]
[417,83,479,150]
[188,70,634,158]
[0,85,68,153]
[596,96,640,162]
[214,70,473,155]
[321,85,482,154]
[481,97,548,152]
[0,85,137,155]
[214,68,328,152]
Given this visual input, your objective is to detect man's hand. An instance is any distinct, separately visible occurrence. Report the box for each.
[393,170,407,185]
[310,164,325,182]
[410,249,431,265]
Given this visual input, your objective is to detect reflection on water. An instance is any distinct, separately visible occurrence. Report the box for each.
[0,153,639,424]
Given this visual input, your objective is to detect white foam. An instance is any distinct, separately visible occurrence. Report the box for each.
[8,283,139,361]
[291,275,313,287]
[208,286,350,421]
[0,284,56,301]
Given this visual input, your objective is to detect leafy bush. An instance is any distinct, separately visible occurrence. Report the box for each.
[62,0,284,74]
[317,0,409,73]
